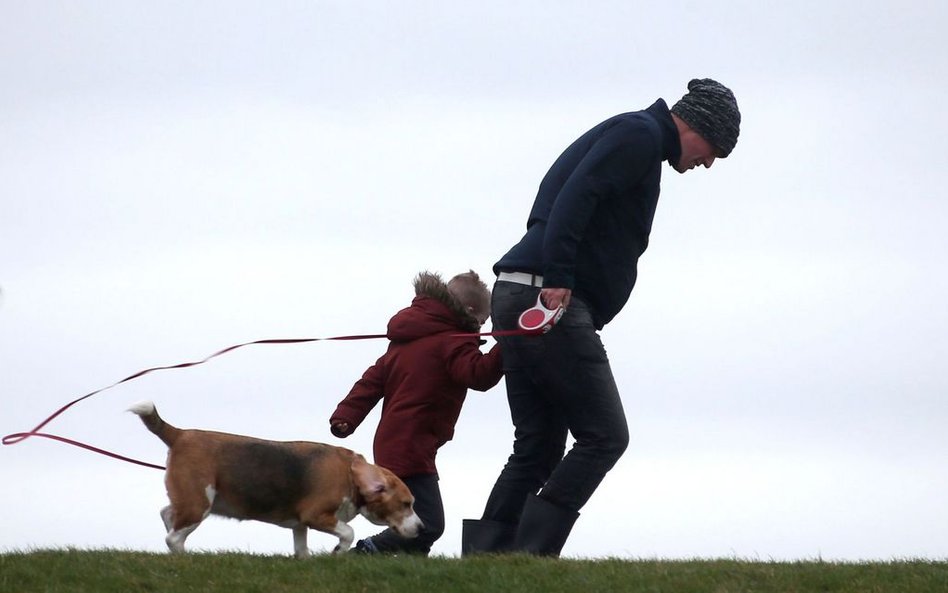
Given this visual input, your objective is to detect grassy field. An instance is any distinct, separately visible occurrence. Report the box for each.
[1,549,946,593]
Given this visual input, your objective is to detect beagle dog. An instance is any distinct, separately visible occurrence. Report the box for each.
[129,401,422,557]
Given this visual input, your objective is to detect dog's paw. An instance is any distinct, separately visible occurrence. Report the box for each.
[333,541,354,554]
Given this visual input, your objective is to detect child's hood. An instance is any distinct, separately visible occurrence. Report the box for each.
[386,271,481,342]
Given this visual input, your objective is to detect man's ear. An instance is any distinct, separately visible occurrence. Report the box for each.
[351,455,387,498]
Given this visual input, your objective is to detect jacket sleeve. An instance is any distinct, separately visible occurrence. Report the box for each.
[542,120,657,289]
[329,354,386,434]
[443,339,504,392]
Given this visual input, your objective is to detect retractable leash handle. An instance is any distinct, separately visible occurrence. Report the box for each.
[518,294,565,334]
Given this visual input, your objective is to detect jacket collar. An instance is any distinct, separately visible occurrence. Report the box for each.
[645,98,682,168]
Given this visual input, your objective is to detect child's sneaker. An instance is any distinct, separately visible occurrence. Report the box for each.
[351,538,380,554]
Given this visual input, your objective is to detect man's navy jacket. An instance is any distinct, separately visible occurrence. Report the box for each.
[494,99,682,329]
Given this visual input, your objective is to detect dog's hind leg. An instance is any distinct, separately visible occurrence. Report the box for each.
[292,525,310,559]
[164,485,215,553]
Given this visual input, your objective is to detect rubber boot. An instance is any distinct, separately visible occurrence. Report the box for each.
[461,519,517,556]
[511,494,579,557]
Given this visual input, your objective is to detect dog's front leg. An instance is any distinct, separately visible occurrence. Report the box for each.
[332,521,355,553]
[293,525,310,558]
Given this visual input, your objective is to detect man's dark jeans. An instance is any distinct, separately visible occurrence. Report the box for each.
[482,280,629,523]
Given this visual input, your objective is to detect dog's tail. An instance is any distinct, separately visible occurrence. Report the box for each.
[127,400,181,447]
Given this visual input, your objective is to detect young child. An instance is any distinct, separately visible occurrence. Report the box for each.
[329,270,503,555]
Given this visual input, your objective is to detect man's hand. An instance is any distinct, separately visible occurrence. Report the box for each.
[540,287,571,311]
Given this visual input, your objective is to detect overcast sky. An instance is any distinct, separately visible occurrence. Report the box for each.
[2,1,946,560]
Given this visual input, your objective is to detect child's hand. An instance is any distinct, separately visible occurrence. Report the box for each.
[331,422,351,438]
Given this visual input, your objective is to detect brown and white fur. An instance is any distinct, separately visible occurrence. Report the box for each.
[128,401,423,557]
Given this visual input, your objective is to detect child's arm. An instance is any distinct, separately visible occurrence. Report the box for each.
[444,339,504,391]
[329,355,386,437]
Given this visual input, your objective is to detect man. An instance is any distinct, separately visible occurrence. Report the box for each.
[462,79,741,557]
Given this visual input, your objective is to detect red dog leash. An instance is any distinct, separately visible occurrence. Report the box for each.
[2,335,391,469]
[3,328,540,470]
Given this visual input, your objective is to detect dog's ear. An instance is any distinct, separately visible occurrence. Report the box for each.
[351,455,387,499]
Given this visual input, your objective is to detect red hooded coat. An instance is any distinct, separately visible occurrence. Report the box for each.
[330,273,503,477]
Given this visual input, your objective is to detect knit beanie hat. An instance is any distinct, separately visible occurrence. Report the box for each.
[671,78,741,157]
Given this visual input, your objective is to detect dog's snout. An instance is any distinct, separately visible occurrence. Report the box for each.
[397,513,424,538]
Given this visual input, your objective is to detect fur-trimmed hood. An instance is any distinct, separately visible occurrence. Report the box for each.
[385,271,482,341]
[414,271,483,331]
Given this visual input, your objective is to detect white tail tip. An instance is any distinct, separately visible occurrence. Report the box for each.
[127,400,156,416]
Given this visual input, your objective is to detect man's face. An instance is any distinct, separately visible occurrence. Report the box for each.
[674,128,720,174]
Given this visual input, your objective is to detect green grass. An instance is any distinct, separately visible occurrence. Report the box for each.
[1,549,946,593]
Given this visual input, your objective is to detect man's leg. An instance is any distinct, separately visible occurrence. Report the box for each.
[535,297,629,511]
[511,297,629,556]
[464,281,568,554]
[481,281,568,524]
[480,365,568,523]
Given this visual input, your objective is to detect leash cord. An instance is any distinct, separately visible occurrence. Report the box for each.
[2,329,530,470]
[3,431,167,471]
